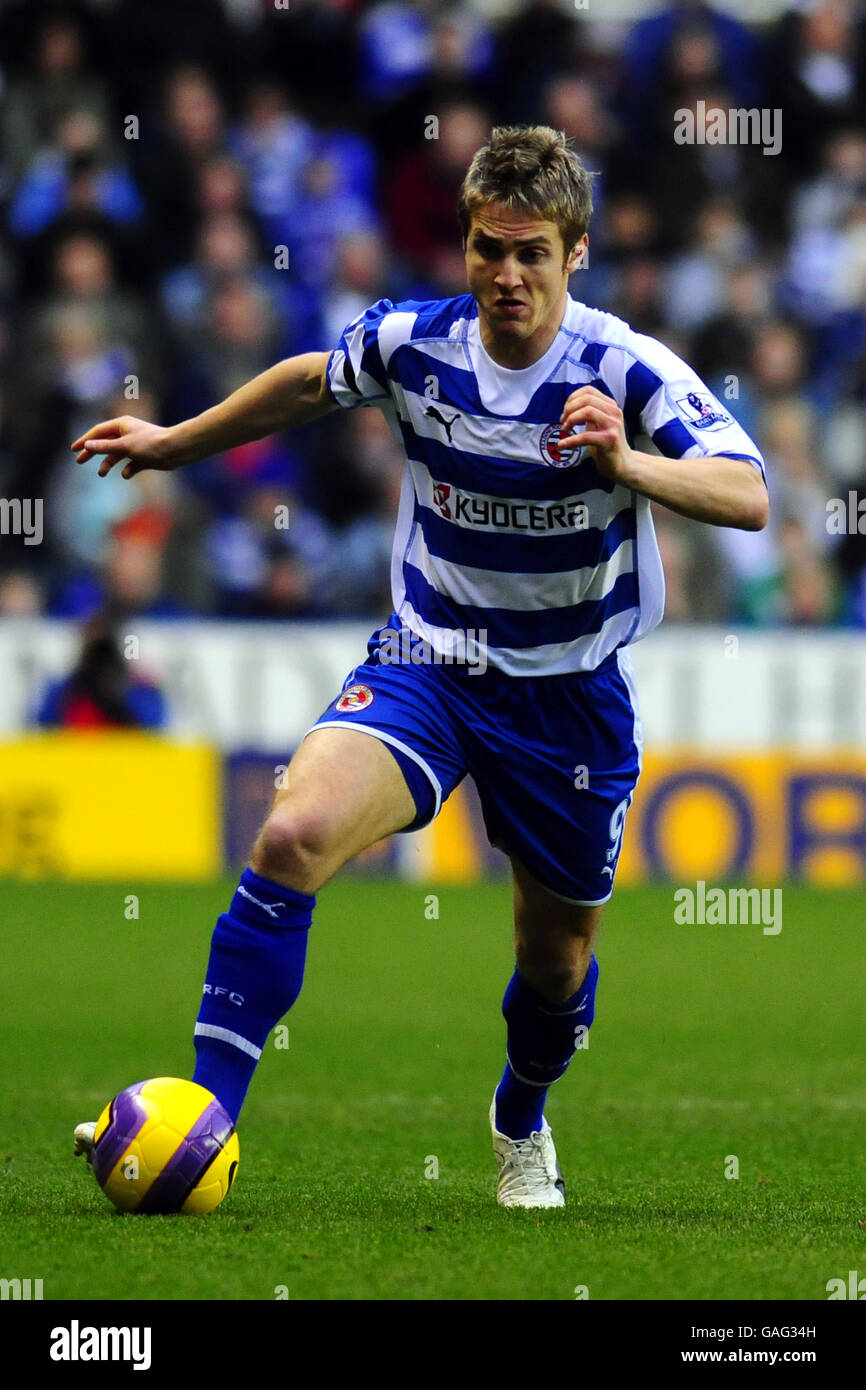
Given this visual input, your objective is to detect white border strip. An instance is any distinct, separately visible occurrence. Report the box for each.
[194,1023,262,1060]
[305,721,444,821]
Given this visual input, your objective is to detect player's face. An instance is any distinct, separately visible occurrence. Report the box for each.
[465,203,587,365]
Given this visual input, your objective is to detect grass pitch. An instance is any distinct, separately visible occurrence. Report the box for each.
[0,880,863,1301]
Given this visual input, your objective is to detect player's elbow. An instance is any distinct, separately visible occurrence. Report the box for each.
[739,484,770,532]
[729,465,769,531]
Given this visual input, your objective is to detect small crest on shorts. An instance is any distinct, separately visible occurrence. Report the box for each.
[334,683,374,712]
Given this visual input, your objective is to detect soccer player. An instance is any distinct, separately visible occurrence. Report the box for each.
[72,127,768,1208]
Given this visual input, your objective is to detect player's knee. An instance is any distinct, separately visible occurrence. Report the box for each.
[515,942,592,1004]
[251,804,336,892]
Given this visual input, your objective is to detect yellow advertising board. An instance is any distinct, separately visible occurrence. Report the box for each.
[429,752,866,886]
[0,735,220,879]
[4,737,865,885]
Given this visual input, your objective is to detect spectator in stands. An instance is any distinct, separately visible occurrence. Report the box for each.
[136,66,228,268]
[320,229,390,349]
[372,7,496,162]
[29,232,155,384]
[0,0,849,628]
[776,517,838,624]
[691,263,774,388]
[494,0,585,125]
[768,0,866,176]
[35,620,167,728]
[357,0,442,103]
[283,145,379,292]
[664,199,759,333]
[761,399,831,556]
[608,257,669,338]
[8,109,144,242]
[621,0,764,150]
[203,482,332,618]
[750,319,814,406]
[0,572,43,615]
[386,100,489,293]
[1,13,111,180]
[256,0,358,125]
[161,209,313,361]
[229,82,315,246]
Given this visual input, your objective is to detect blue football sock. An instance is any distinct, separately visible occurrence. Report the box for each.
[192,868,313,1123]
[494,954,599,1140]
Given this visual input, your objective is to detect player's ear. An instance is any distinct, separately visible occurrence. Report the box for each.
[566,235,589,273]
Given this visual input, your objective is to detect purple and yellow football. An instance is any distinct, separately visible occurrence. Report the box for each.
[92,1077,239,1214]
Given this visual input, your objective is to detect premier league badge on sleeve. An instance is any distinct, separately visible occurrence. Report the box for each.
[676,391,732,430]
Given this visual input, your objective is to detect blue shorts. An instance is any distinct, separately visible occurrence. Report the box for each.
[308,616,643,905]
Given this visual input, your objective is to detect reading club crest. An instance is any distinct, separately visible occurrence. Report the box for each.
[539,424,581,468]
[335,684,374,712]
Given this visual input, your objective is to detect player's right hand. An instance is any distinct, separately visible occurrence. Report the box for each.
[71,416,175,480]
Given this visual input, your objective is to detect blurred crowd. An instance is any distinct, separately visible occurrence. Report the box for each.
[2,0,866,627]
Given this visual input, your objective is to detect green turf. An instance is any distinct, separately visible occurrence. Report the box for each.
[0,879,863,1300]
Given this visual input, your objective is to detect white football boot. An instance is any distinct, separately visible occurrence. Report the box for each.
[73,1121,96,1164]
[490,1097,566,1208]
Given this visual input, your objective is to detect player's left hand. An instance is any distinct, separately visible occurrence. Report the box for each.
[559,386,634,484]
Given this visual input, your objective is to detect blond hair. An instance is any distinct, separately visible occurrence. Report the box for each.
[457,125,594,262]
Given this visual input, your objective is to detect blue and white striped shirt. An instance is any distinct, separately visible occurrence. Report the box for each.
[327,292,765,676]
